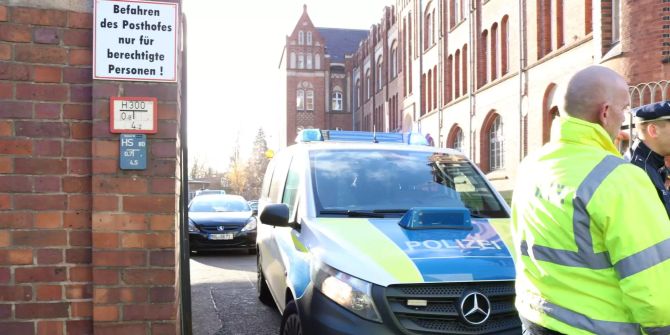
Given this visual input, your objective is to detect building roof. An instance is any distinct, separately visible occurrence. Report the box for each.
[317,28,369,63]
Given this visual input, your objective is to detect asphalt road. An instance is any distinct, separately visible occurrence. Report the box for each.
[189,251,282,335]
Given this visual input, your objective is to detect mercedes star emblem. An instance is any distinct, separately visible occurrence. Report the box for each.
[459,291,491,326]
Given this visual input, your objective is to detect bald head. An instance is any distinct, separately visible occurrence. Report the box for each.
[564,66,628,121]
[563,66,629,140]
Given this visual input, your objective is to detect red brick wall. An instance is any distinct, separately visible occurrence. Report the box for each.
[0,5,95,334]
[616,0,670,84]
[0,3,182,335]
[90,81,180,335]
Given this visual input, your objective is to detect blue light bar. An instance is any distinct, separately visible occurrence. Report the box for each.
[295,129,430,146]
[405,133,429,146]
[323,130,404,143]
[295,129,323,142]
[398,207,473,230]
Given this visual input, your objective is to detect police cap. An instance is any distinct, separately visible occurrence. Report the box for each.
[632,101,670,123]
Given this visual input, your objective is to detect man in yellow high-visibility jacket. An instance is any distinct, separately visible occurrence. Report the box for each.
[512,65,670,335]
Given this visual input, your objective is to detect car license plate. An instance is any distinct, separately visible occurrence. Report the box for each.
[208,233,234,240]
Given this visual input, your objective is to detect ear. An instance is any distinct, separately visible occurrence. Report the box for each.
[597,103,609,125]
[648,123,659,138]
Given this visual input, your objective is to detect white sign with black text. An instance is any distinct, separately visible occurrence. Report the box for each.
[94,0,178,82]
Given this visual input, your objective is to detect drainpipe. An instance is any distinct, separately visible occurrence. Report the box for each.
[372,36,376,131]
[469,0,476,159]
[518,0,526,160]
[325,67,330,130]
[437,0,443,146]
[418,0,424,132]
[179,14,193,335]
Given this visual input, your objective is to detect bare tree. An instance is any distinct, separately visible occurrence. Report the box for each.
[246,128,269,200]
[225,137,248,195]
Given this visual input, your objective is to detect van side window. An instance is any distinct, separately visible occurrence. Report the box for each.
[268,153,292,203]
[260,158,276,199]
[282,157,301,218]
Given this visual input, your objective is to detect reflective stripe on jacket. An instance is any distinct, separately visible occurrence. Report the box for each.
[511,116,670,335]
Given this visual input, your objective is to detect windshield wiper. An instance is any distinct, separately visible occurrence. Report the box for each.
[468,212,487,218]
[319,210,386,218]
[372,209,408,214]
[376,208,488,218]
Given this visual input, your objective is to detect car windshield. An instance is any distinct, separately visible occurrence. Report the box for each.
[310,149,508,218]
[189,196,250,213]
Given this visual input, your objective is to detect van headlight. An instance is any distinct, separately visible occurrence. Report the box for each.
[188,219,199,233]
[312,262,382,322]
[241,216,257,232]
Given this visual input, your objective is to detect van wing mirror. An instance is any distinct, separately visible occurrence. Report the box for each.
[259,204,290,227]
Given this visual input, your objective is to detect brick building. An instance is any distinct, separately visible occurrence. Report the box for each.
[283,5,369,145]
[0,1,186,334]
[286,0,670,199]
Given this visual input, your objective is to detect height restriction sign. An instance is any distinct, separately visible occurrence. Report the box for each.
[110,96,158,134]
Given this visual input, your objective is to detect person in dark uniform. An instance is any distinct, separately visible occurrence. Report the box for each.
[627,101,670,218]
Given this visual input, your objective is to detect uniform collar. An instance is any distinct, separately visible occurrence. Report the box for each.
[631,140,665,170]
[550,115,622,157]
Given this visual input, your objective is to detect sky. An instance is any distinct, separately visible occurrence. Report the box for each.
[183,0,392,172]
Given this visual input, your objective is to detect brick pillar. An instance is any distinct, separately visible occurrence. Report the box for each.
[0,2,183,334]
[90,82,181,334]
[1,4,96,335]
[89,6,183,335]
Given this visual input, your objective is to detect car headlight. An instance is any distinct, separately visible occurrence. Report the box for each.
[188,219,199,233]
[312,262,381,322]
[241,216,257,232]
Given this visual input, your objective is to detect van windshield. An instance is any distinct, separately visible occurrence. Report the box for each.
[309,149,508,218]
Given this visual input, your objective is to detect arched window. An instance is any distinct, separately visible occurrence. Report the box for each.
[298,53,304,69]
[455,49,461,97]
[449,126,464,153]
[462,44,468,94]
[491,23,498,81]
[585,0,593,34]
[427,69,432,111]
[355,79,361,107]
[366,69,372,99]
[306,31,312,45]
[612,0,621,43]
[315,54,321,69]
[488,115,504,170]
[421,74,427,115]
[538,0,552,58]
[377,56,383,91]
[481,30,488,86]
[296,89,305,110]
[556,0,564,48]
[433,66,437,109]
[454,128,464,153]
[332,91,343,111]
[306,90,314,110]
[427,13,432,48]
[446,54,453,102]
[452,0,461,27]
[501,16,509,75]
[298,31,304,45]
[306,53,312,69]
[390,41,398,79]
[290,52,296,69]
[542,83,559,144]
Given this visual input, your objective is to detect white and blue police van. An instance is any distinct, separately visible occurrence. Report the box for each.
[256,129,519,335]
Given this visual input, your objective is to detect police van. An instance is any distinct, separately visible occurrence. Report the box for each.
[256,129,519,335]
